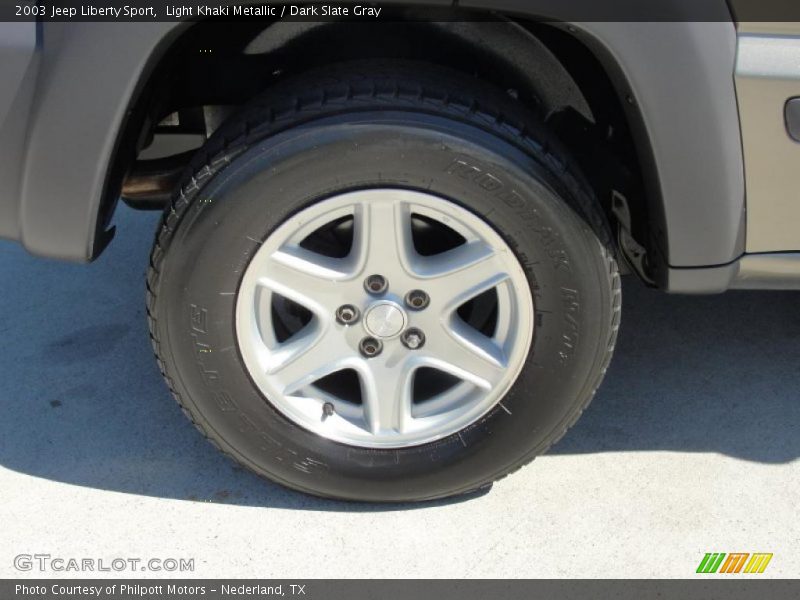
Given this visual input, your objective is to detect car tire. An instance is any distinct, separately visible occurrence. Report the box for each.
[147,60,620,502]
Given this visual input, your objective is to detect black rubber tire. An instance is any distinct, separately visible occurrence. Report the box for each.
[147,60,620,502]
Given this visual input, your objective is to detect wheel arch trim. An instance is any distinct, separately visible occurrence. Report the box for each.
[5,10,745,290]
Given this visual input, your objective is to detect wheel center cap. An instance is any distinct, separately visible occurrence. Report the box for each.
[364,302,406,338]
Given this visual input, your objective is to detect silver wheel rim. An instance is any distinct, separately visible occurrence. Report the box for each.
[235,189,534,448]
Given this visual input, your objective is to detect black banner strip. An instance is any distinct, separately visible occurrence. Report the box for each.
[5,0,800,22]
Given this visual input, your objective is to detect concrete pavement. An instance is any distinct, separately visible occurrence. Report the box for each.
[0,205,797,578]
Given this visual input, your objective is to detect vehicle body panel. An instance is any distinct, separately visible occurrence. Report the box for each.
[0,5,798,291]
[0,22,37,243]
[735,32,800,253]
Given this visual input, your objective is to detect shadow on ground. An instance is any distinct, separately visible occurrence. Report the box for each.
[0,206,798,509]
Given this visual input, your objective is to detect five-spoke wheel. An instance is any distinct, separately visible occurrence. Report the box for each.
[236,190,534,448]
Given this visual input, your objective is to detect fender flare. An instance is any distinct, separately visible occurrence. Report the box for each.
[8,10,744,286]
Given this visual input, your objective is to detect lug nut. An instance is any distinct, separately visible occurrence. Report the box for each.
[401,328,426,350]
[364,274,388,295]
[359,336,383,358]
[335,304,360,325]
[404,289,430,311]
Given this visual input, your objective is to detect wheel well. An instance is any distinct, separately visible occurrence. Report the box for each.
[120,14,658,278]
